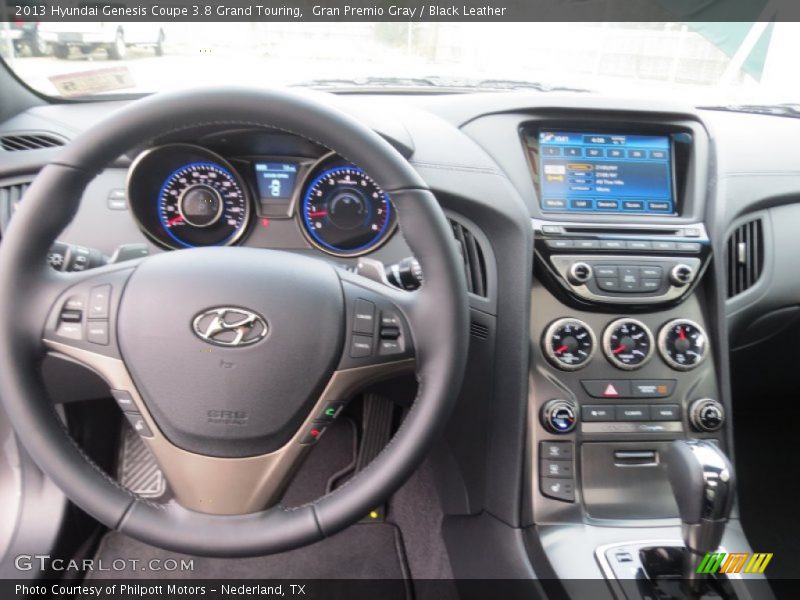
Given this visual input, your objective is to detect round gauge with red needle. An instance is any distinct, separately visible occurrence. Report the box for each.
[300,164,395,257]
[543,318,596,371]
[658,319,708,371]
[602,318,654,370]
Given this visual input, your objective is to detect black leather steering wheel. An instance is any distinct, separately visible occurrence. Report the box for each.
[0,88,469,557]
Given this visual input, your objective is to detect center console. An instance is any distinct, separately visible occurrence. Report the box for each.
[516,116,768,598]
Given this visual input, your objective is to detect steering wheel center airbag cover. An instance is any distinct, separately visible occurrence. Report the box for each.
[117,246,344,457]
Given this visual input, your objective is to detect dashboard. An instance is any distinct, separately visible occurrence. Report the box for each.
[1,87,799,586]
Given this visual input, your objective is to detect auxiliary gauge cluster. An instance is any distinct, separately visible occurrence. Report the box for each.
[542,317,708,372]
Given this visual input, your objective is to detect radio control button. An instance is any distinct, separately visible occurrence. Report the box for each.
[600,240,626,250]
[627,240,652,250]
[595,266,619,278]
[545,239,574,249]
[653,241,677,251]
[597,277,620,291]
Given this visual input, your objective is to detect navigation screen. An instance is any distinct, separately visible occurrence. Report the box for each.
[255,162,298,200]
[536,131,674,215]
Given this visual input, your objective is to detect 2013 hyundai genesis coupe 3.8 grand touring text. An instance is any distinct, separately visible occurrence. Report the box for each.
[0,13,798,600]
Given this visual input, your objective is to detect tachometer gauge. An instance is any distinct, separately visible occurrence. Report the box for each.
[658,319,708,371]
[543,318,596,371]
[300,165,395,257]
[603,318,654,370]
[158,162,249,248]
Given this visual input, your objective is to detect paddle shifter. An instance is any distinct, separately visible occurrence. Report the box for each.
[666,440,736,592]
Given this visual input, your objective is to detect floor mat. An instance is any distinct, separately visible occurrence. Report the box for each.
[90,416,411,596]
[87,524,409,581]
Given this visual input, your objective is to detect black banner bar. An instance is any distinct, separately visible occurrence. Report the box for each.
[3,0,800,23]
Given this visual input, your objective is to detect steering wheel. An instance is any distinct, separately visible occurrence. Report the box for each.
[0,88,469,557]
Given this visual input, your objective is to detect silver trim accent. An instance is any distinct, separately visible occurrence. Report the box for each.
[43,339,413,515]
[657,318,708,371]
[595,540,741,593]
[582,422,683,434]
[191,306,268,347]
[601,318,655,371]
[542,317,597,371]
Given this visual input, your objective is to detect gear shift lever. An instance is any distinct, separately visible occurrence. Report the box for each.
[666,440,735,593]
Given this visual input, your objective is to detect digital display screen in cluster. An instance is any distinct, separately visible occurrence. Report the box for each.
[537,131,674,215]
[255,162,298,200]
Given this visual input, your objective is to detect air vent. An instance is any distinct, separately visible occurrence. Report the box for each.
[470,321,490,340]
[0,180,31,231]
[1,132,66,152]
[449,218,487,297]
[726,218,764,298]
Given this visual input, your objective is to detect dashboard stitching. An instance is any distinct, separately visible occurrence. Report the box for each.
[410,160,505,176]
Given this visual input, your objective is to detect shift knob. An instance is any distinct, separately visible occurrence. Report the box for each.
[665,440,735,555]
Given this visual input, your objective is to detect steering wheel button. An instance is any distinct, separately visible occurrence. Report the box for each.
[60,310,83,323]
[380,326,401,340]
[316,402,345,422]
[300,424,327,445]
[124,413,153,438]
[88,284,111,319]
[349,335,373,358]
[64,296,85,311]
[353,299,376,334]
[111,389,137,413]
[87,321,109,345]
[56,322,82,340]
[380,311,401,327]
[379,339,404,355]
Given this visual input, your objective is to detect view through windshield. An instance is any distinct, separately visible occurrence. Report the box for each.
[1,21,799,104]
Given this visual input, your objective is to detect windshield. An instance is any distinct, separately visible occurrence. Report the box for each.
[1,21,798,105]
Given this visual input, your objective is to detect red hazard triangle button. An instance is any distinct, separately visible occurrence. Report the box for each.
[603,383,619,397]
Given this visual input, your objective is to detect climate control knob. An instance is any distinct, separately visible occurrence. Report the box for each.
[568,262,593,285]
[670,264,695,287]
[541,399,578,434]
[689,398,725,432]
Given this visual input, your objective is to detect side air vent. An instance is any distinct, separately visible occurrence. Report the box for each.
[449,218,487,297]
[726,218,764,298]
[0,180,31,232]
[1,132,67,152]
[470,321,490,340]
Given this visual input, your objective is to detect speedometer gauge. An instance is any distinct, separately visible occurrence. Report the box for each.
[300,165,395,257]
[127,144,253,251]
[158,162,249,248]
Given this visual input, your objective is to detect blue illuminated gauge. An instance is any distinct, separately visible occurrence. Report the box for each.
[157,162,250,248]
[300,165,395,257]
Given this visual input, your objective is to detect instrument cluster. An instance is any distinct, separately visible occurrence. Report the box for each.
[127,143,397,256]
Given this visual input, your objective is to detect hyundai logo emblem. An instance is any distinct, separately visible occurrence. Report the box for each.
[192,307,268,347]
